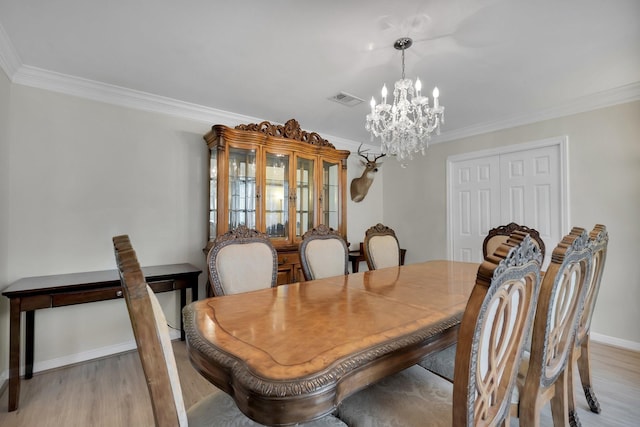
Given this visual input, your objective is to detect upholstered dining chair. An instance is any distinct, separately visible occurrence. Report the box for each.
[419,222,547,382]
[113,235,347,427]
[567,224,608,418]
[483,222,546,260]
[363,223,401,270]
[513,227,593,427]
[207,225,278,296]
[337,231,543,426]
[299,224,349,281]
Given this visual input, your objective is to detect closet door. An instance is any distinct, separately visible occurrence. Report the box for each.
[499,144,561,265]
[450,155,501,262]
[448,138,566,266]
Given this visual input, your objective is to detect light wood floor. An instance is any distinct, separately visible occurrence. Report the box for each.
[0,341,638,426]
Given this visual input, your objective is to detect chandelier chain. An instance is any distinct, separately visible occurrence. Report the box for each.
[401,45,405,80]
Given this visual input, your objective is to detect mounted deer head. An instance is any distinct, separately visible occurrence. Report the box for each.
[350,144,386,203]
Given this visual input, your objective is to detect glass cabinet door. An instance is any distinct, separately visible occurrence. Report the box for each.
[265,153,290,239]
[322,160,340,230]
[228,147,257,231]
[296,156,315,238]
[209,149,218,241]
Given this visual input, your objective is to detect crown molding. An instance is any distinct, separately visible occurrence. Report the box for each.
[2,22,638,145]
[7,63,366,151]
[0,22,20,80]
[12,64,262,125]
[432,81,640,144]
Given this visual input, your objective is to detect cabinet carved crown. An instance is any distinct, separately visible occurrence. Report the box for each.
[204,119,350,285]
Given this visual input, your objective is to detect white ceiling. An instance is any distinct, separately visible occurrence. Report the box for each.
[1,0,639,145]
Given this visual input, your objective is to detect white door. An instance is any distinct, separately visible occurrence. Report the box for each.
[450,155,501,262]
[448,137,568,267]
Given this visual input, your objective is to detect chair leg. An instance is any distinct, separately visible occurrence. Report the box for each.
[550,369,580,427]
[519,386,542,427]
[567,350,580,426]
[577,335,601,414]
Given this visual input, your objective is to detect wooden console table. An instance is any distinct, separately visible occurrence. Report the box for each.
[2,263,201,412]
[348,244,406,272]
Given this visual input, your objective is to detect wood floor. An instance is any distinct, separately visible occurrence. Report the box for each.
[0,340,638,426]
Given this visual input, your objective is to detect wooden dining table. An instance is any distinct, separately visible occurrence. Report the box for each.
[183,260,479,426]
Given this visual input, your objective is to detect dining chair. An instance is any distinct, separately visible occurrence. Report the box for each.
[113,234,347,427]
[483,222,546,260]
[207,225,278,296]
[513,227,593,427]
[363,223,401,270]
[567,224,608,418]
[299,224,349,281]
[419,222,547,382]
[337,230,543,426]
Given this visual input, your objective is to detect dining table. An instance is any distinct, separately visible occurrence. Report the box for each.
[182,260,479,426]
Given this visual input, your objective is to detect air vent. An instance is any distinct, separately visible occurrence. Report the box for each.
[329,91,365,107]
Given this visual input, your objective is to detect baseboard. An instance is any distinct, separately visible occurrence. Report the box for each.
[591,332,640,352]
[0,329,181,381]
[0,369,7,397]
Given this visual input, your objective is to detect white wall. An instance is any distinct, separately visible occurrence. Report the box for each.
[4,84,211,367]
[0,82,382,375]
[383,101,640,347]
[0,65,11,379]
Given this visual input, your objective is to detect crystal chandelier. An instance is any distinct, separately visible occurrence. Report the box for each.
[365,37,444,162]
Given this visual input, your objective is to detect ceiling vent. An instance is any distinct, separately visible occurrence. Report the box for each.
[329,92,365,107]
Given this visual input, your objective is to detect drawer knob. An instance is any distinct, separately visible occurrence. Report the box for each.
[116,290,123,297]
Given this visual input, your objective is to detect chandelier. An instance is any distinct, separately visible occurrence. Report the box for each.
[365,37,444,162]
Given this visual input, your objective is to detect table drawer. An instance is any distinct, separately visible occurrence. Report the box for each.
[52,286,124,307]
[21,295,53,311]
[148,280,176,293]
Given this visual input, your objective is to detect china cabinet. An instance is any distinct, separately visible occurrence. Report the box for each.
[204,119,350,284]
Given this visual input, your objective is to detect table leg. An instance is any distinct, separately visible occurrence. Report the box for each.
[192,279,198,301]
[8,298,21,411]
[179,278,199,340]
[351,259,359,273]
[180,288,186,341]
[25,310,35,379]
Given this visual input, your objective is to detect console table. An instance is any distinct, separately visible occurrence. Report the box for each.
[2,263,201,411]
[348,243,406,272]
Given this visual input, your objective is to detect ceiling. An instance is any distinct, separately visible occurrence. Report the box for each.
[1,0,639,145]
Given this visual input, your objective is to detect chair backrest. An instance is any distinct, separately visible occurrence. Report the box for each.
[299,224,349,281]
[483,222,546,261]
[113,235,188,427]
[363,223,401,270]
[452,230,542,426]
[207,225,278,296]
[576,224,608,345]
[524,227,592,392]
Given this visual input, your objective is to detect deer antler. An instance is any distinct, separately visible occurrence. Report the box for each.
[356,143,371,161]
[356,143,386,162]
[373,152,386,162]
